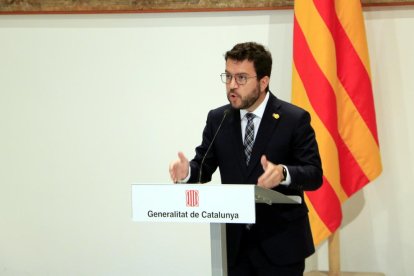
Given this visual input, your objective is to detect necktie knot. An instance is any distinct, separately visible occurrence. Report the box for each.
[245,112,255,122]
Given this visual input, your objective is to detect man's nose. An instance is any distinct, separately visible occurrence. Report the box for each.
[229,76,239,89]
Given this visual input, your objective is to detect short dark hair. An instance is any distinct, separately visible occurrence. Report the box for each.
[225,42,272,91]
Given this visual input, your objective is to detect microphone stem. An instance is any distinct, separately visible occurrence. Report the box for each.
[198,110,229,184]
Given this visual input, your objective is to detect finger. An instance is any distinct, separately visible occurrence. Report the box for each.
[258,165,279,188]
[169,161,181,182]
[169,165,176,182]
[258,168,272,185]
[261,155,268,170]
[257,175,265,186]
[178,151,187,164]
[170,172,176,183]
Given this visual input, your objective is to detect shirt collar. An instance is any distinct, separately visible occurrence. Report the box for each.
[240,92,270,120]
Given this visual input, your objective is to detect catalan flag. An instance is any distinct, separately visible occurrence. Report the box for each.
[292,0,383,245]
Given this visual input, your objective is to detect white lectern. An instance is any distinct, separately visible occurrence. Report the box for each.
[131,184,301,276]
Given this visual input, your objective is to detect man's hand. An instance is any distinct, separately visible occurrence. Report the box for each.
[169,152,189,183]
[257,155,284,189]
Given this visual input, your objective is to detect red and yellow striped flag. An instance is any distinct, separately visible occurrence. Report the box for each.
[292,0,383,245]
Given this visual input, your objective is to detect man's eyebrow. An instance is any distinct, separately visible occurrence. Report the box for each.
[224,70,248,75]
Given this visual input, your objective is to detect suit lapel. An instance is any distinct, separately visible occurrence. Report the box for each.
[246,93,282,176]
[227,108,248,178]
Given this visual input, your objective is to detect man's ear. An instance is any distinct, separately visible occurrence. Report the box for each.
[260,76,270,92]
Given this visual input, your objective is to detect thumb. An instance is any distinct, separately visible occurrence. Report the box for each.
[178,151,187,163]
[261,155,268,170]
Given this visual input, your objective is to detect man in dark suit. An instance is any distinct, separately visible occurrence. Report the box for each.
[169,42,322,275]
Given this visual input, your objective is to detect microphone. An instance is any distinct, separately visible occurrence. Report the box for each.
[198,109,230,184]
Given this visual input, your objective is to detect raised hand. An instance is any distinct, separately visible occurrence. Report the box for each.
[257,155,284,189]
[169,151,189,183]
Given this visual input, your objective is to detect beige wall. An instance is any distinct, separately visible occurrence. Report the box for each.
[0,6,413,275]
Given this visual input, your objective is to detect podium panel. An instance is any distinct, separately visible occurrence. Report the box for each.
[132,184,255,223]
[131,183,300,276]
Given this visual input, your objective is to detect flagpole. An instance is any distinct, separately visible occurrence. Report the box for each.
[328,230,340,276]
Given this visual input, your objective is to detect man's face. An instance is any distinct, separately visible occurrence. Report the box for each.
[225,59,268,112]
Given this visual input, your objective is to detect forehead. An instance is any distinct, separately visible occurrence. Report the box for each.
[225,59,255,74]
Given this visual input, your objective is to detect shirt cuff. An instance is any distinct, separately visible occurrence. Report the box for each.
[177,166,191,183]
[279,165,291,186]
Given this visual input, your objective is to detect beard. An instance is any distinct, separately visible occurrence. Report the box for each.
[227,83,262,110]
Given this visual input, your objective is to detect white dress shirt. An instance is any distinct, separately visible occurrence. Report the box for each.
[240,92,291,185]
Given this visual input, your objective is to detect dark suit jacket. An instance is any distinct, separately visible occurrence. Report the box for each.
[188,92,323,266]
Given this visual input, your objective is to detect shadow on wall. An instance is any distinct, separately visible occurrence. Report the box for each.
[341,190,366,227]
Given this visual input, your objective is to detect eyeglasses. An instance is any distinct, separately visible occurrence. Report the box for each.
[220,73,257,85]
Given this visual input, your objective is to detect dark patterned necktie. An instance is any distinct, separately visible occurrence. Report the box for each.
[244,113,255,165]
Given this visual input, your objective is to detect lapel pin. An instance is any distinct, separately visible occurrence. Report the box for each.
[272,113,280,119]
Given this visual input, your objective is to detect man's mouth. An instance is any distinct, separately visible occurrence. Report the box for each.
[228,91,239,98]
